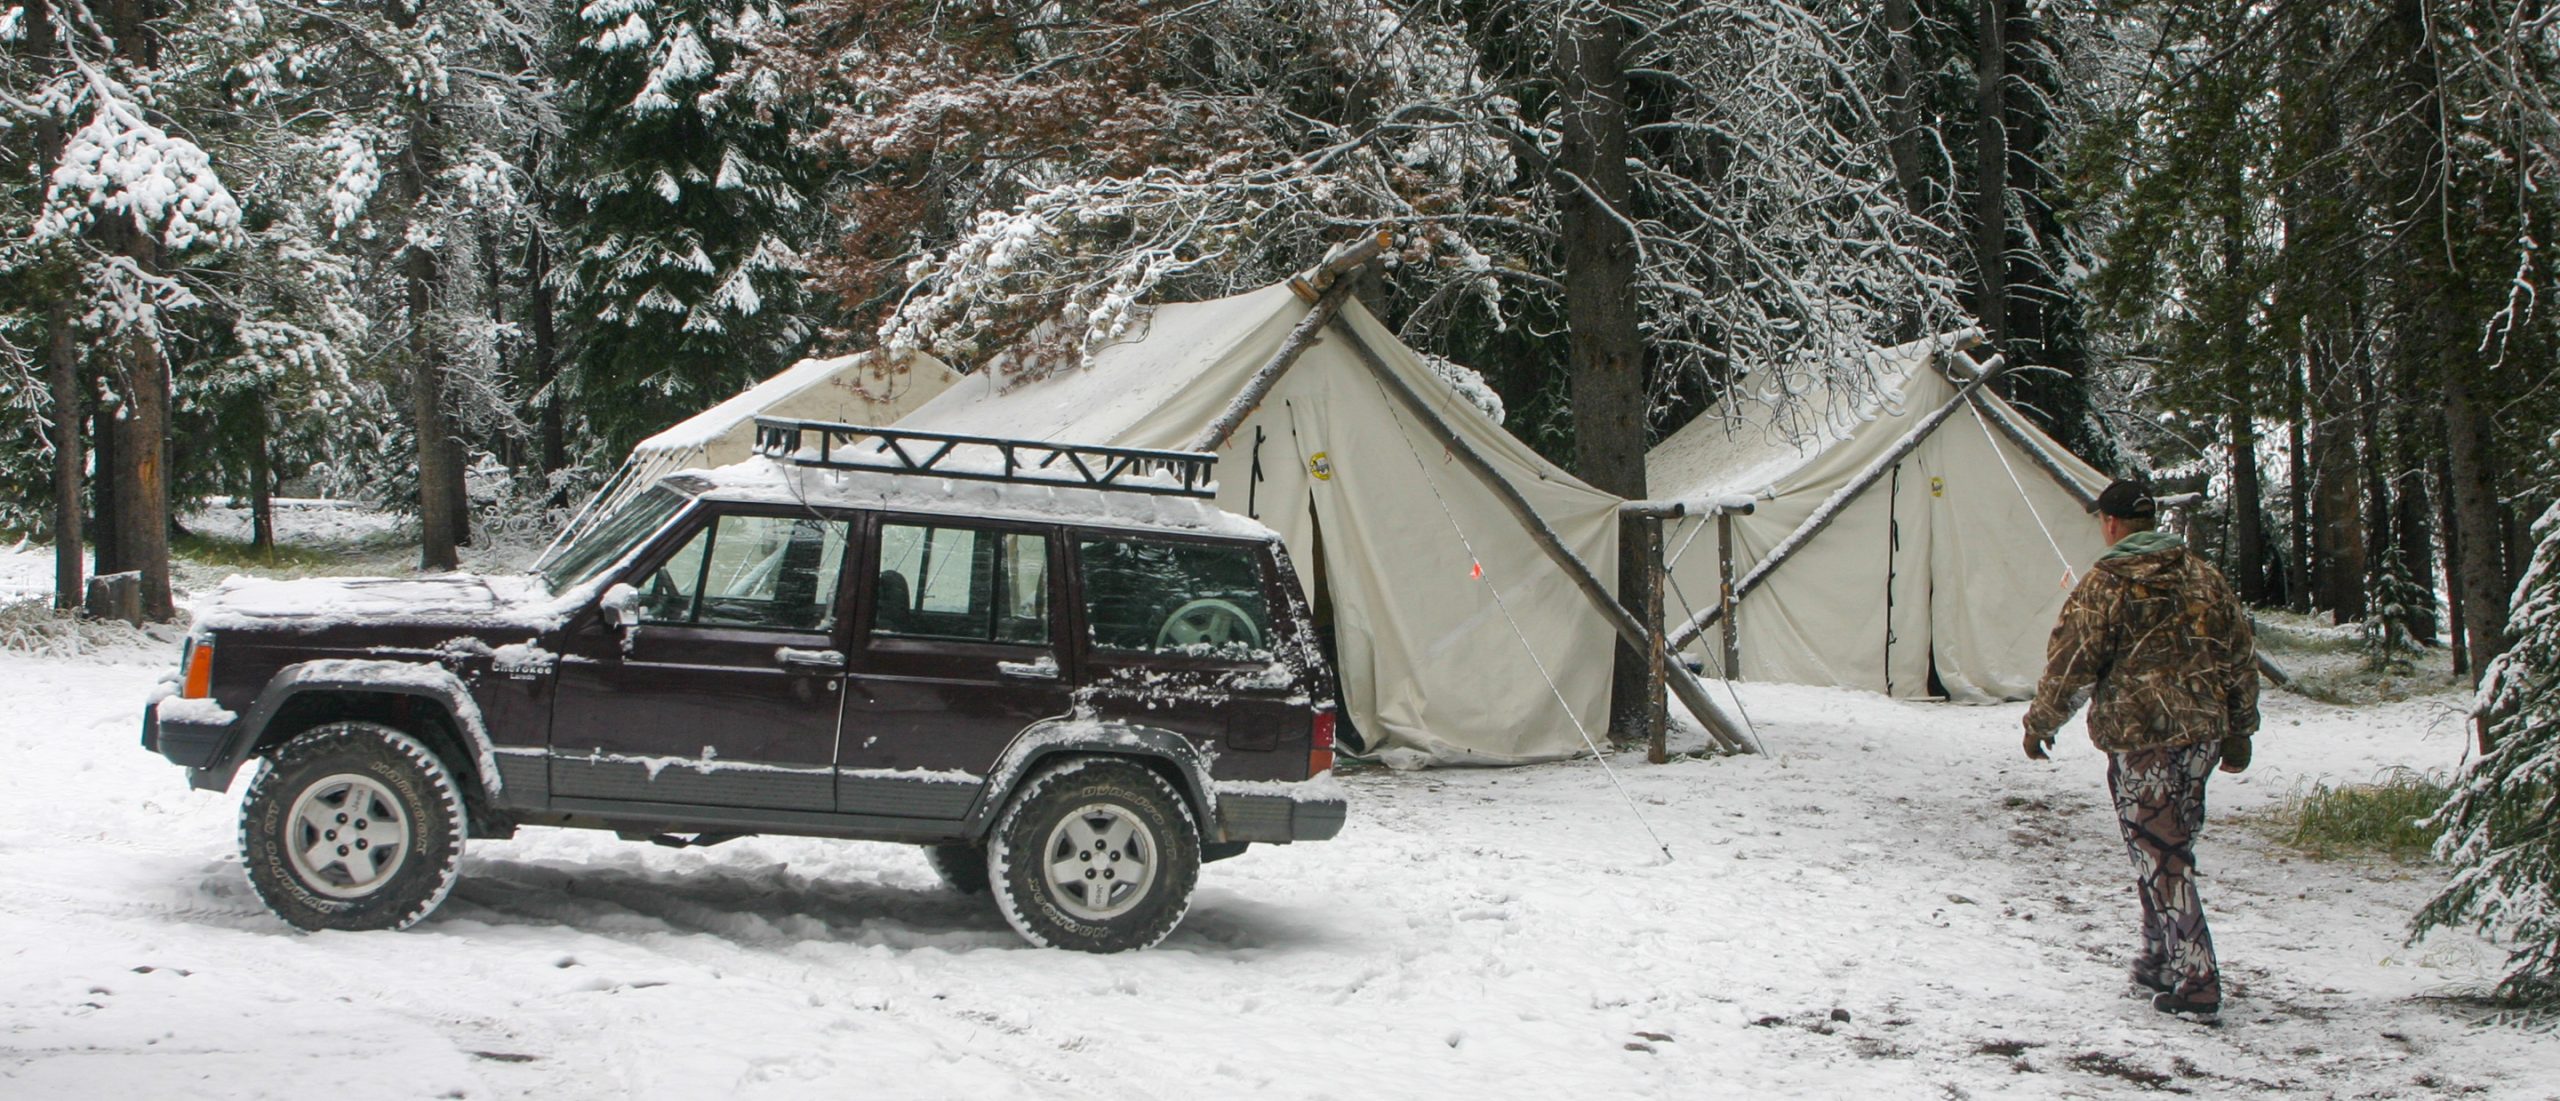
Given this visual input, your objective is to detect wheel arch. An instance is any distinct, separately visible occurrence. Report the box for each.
[965,720,1216,840]
[202,662,502,810]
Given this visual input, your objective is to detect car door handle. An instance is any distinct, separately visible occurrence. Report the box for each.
[997,656,1060,681]
[775,647,846,672]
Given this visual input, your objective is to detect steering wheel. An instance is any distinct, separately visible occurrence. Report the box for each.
[1155,598,1264,654]
[641,566,686,619]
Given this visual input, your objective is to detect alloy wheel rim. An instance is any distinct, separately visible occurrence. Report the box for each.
[283,773,412,899]
[1040,802,1159,921]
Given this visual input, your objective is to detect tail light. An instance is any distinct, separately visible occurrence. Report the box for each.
[181,637,215,700]
[1308,706,1336,776]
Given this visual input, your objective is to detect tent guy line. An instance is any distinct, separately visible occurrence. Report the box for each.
[1362,349,1681,862]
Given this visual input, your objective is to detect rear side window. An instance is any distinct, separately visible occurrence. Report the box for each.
[1077,537,1274,662]
[638,514,850,631]
[875,523,1050,644]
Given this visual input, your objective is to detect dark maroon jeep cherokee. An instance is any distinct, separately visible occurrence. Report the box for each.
[142,423,1345,951]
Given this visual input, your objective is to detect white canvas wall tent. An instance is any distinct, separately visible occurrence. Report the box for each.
[890,281,1632,766]
[545,350,961,558]
[1646,332,2114,701]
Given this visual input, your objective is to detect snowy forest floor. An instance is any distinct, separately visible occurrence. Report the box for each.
[0,507,2551,1099]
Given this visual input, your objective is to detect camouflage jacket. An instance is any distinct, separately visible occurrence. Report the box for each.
[2025,532,2259,753]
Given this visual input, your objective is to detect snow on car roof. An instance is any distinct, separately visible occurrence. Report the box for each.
[666,454,1280,542]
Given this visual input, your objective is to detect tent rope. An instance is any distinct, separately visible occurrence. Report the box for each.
[1966,399,2079,589]
[1362,370,1676,864]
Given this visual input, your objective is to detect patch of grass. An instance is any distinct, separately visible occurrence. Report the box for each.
[0,597,159,656]
[2262,768,2450,861]
[171,530,341,570]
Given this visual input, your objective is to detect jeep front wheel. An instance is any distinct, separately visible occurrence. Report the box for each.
[239,722,466,932]
[988,758,1199,952]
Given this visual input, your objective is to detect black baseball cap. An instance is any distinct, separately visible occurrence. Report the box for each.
[2095,478,2159,519]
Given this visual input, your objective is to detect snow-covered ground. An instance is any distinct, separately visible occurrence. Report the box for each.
[1,543,2551,1099]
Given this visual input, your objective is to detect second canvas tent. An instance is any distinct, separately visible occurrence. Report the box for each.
[893,282,1623,766]
[1647,333,2113,700]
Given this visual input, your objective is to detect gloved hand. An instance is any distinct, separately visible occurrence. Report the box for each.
[2218,736,2251,773]
[2023,724,2054,761]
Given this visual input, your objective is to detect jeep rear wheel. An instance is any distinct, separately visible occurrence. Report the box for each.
[240,722,466,932]
[988,758,1198,952]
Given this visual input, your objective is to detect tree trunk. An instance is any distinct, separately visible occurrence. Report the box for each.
[2285,366,2311,612]
[530,215,565,479]
[1971,0,2009,348]
[30,0,82,610]
[403,122,462,572]
[1554,5,1652,742]
[1882,0,1930,227]
[2391,408,2437,644]
[112,327,175,621]
[2307,340,2365,620]
[2441,375,2508,699]
[249,408,274,552]
[2220,204,2267,605]
[90,399,122,576]
[2436,450,2468,677]
[48,303,82,610]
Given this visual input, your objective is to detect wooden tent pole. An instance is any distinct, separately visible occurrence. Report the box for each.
[1718,510,1739,680]
[1189,232,1390,453]
[1328,315,1755,755]
[1668,354,2019,651]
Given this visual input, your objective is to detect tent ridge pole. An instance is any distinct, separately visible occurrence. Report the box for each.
[1325,315,1754,755]
[1667,355,2020,652]
[1192,233,1389,454]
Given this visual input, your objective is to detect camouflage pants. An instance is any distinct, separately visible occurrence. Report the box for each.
[2107,742,2222,1003]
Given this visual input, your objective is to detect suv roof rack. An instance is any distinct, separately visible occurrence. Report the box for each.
[751,417,1219,500]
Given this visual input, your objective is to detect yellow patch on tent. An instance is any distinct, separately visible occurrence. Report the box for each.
[1308,452,1334,481]
[1930,476,1945,497]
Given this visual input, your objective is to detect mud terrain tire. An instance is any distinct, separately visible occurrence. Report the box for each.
[989,758,1199,952]
[240,722,465,932]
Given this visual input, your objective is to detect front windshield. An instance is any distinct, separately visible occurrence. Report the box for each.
[538,487,690,594]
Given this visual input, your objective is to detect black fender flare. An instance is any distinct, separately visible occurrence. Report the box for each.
[192,660,501,797]
[963,719,1218,839]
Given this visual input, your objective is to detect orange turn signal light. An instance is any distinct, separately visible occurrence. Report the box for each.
[181,639,214,699]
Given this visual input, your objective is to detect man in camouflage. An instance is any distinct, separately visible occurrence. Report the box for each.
[2024,478,2258,1022]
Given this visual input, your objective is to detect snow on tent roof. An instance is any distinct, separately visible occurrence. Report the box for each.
[890,291,1286,448]
[634,349,960,454]
[1648,329,1980,500]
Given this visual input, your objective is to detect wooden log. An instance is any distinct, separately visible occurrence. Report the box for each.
[1287,230,1391,301]
[1326,314,1755,755]
[1668,354,2019,651]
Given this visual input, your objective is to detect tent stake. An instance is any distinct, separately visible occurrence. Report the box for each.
[1328,314,1755,755]
[1669,354,2020,652]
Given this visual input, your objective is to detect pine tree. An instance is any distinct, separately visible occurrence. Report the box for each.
[2361,542,2430,673]
[558,0,819,455]
[2417,475,2560,1008]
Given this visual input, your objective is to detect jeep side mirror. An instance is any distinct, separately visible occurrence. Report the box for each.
[599,583,641,631]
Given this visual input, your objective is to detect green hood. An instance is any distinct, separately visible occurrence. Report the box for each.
[2101,529,2186,561]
